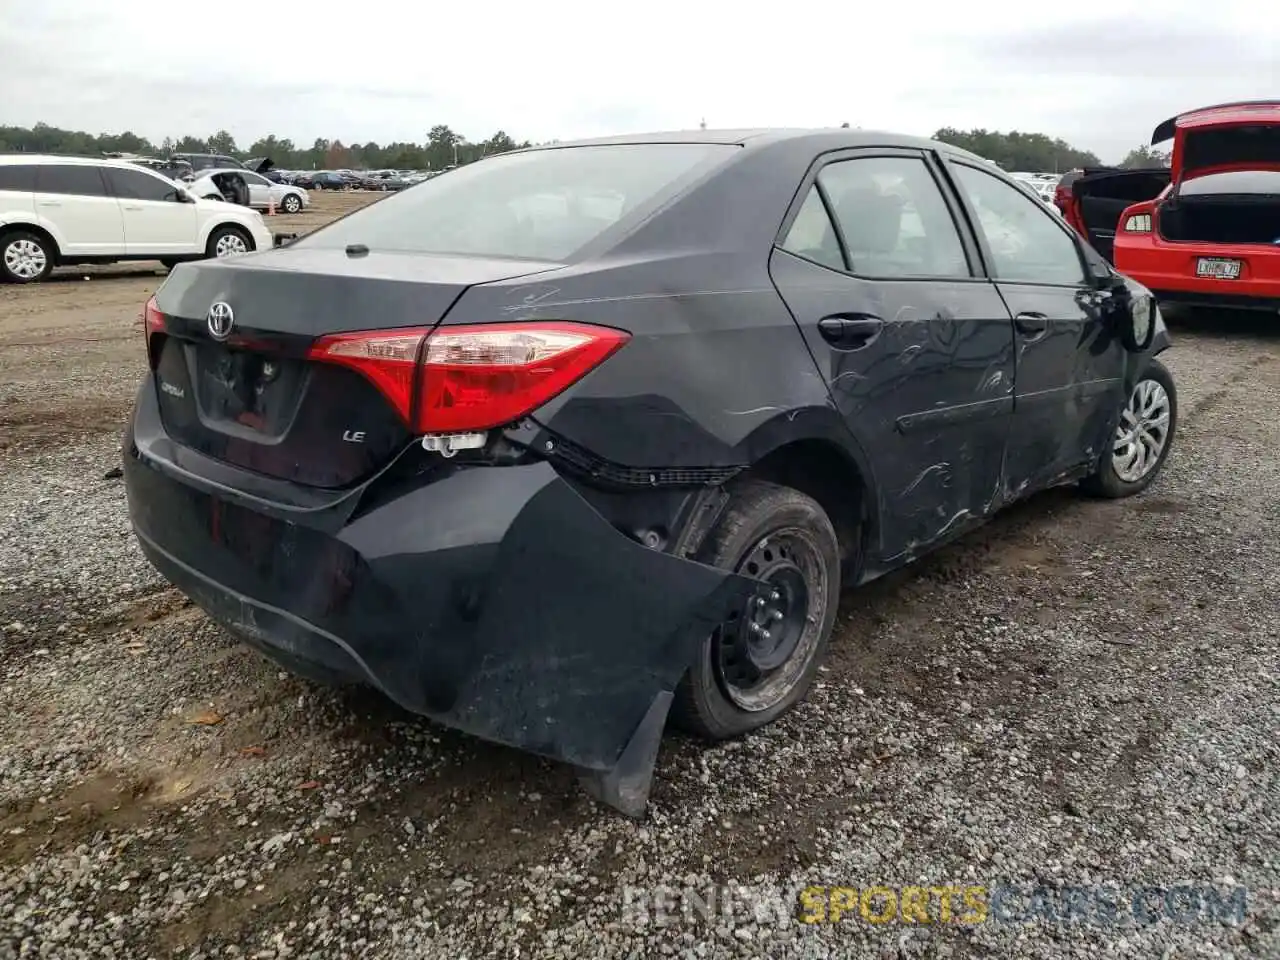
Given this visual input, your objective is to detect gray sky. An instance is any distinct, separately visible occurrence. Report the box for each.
[1,0,1275,163]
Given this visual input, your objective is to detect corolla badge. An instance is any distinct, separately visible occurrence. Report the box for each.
[207,302,235,340]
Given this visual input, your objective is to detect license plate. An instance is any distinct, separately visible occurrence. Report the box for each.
[1196,258,1242,279]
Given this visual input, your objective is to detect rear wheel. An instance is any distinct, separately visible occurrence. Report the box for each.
[1,230,55,284]
[672,480,841,740]
[1082,358,1178,498]
[206,225,253,260]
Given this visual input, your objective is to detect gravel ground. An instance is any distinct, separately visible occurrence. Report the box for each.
[0,200,1276,958]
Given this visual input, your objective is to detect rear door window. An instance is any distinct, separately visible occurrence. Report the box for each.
[35,165,109,198]
[296,143,737,262]
[0,165,37,192]
[104,167,185,202]
[816,155,972,278]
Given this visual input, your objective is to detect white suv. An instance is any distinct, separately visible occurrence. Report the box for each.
[0,155,275,283]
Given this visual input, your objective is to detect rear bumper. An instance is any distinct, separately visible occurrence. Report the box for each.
[1115,235,1280,309]
[123,380,755,773]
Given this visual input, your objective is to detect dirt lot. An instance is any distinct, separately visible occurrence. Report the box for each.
[1,191,1277,959]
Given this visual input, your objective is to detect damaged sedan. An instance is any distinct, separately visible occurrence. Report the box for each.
[123,129,1175,816]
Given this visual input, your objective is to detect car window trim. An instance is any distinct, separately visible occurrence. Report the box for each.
[938,156,1091,289]
[773,146,985,283]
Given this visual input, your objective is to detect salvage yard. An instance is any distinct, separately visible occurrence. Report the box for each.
[1,191,1277,958]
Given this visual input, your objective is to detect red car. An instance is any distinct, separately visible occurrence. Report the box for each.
[1110,101,1280,313]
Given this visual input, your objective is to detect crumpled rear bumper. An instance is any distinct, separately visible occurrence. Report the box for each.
[123,383,757,810]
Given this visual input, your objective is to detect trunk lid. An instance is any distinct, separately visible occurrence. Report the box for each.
[1154,101,1280,183]
[151,248,561,488]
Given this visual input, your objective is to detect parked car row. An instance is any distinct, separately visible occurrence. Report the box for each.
[277,168,436,190]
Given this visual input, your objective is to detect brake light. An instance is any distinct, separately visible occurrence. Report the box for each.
[308,322,629,433]
[143,295,166,365]
[1124,214,1153,233]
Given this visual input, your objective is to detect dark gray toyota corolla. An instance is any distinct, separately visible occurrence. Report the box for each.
[124,129,1177,816]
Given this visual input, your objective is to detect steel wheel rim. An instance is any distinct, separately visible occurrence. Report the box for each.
[4,239,46,279]
[214,234,248,257]
[1112,378,1170,483]
[283,195,300,212]
[712,527,828,713]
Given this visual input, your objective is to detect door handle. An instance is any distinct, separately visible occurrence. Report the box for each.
[818,314,883,349]
[1014,312,1049,334]
[37,200,61,207]
[123,205,143,211]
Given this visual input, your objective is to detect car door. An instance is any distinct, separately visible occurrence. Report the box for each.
[768,149,1016,563]
[239,171,271,207]
[32,164,125,256]
[102,166,200,255]
[943,160,1127,495]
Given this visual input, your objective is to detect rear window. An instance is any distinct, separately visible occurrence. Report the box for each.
[296,143,735,261]
[0,164,36,192]
[1180,169,1280,196]
[1183,125,1280,172]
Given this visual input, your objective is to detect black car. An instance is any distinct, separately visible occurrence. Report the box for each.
[124,129,1175,817]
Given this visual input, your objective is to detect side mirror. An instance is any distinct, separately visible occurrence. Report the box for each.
[1097,275,1156,353]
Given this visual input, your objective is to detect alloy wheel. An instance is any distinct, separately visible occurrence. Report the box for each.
[4,238,47,280]
[214,233,249,258]
[1112,378,1171,483]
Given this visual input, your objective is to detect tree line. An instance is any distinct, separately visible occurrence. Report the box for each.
[1,120,1169,172]
[933,128,1169,171]
[0,123,531,170]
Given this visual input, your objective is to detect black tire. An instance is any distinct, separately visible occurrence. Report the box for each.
[1082,358,1178,499]
[281,193,302,214]
[672,480,842,740]
[205,225,254,260]
[0,229,56,284]
[160,258,181,271]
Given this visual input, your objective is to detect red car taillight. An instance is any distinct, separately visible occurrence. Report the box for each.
[308,321,630,433]
[143,295,166,366]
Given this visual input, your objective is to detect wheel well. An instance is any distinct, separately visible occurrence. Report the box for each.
[0,223,60,263]
[739,439,873,572]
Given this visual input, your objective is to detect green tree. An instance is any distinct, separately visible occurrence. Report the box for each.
[206,130,238,155]
[0,120,530,169]
[426,125,461,169]
[933,128,1101,172]
[173,135,209,153]
[1120,145,1170,169]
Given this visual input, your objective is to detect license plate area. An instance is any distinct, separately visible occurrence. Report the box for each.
[190,342,307,437]
[1196,257,1242,280]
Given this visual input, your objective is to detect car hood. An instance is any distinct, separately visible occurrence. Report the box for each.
[1154,101,1280,182]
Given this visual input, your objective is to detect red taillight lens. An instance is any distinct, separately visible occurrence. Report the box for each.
[305,326,430,425]
[308,322,629,433]
[143,295,166,364]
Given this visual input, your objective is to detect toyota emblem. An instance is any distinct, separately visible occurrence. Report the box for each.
[207,302,234,340]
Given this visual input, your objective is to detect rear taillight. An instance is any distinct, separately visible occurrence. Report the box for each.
[1123,214,1153,233]
[308,321,629,433]
[143,295,166,365]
